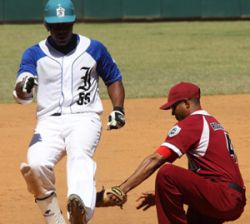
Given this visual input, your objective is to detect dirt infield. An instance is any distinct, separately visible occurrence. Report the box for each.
[0,95,249,224]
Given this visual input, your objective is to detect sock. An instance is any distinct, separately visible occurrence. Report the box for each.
[36,192,66,224]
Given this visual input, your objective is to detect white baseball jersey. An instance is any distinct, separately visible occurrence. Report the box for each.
[16,35,122,119]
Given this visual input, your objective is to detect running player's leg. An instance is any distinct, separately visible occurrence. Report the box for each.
[25,117,66,223]
[65,113,101,223]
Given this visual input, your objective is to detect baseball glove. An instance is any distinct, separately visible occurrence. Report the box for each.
[96,186,127,208]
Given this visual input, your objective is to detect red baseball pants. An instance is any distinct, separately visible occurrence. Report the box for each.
[155,164,246,224]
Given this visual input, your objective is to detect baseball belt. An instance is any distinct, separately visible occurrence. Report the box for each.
[51,113,62,116]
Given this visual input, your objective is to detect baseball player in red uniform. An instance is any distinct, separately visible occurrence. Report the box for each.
[105,82,246,224]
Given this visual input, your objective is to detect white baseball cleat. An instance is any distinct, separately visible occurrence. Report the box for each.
[67,194,87,224]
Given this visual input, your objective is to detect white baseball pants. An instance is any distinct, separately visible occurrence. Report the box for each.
[27,112,102,221]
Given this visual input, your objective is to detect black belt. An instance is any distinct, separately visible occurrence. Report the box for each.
[228,183,244,193]
[51,112,62,116]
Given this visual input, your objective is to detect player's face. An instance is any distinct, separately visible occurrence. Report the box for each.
[48,22,74,46]
[171,100,190,121]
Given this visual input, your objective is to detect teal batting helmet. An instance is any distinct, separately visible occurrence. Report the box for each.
[44,0,76,24]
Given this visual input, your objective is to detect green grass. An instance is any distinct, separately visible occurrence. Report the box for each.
[1,21,250,103]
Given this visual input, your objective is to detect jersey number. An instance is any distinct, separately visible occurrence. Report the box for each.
[77,92,90,105]
[225,133,237,162]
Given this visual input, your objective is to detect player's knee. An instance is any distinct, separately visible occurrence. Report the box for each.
[29,162,54,174]
[20,162,55,198]
[156,164,176,187]
[29,163,55,188]
[157,164,176,178]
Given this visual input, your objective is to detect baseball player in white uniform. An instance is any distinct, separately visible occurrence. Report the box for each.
[13,0,125,223]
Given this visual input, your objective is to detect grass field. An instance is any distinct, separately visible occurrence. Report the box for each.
[1,21,250,103]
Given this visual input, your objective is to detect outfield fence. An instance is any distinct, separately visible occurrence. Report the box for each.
[0,0,250,23]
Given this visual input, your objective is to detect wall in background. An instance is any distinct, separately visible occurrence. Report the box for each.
[0,0,250,22]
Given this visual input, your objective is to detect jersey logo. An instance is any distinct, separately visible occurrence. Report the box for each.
[210,122,224,131]
[79,67,92,91]
[168,125,181,137]
[56,5,65,17]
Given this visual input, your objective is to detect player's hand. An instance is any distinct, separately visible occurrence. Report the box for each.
[96,186,127,208]
[107,107,125,130]
[136,191,156,211]
[22,76,38,94]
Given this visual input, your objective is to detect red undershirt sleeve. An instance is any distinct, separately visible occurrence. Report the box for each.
[155,145,179,163]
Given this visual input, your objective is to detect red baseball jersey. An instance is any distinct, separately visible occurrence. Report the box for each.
[161,110,244,186]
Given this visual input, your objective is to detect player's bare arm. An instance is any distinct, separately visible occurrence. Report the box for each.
[96,152,166,207]
[119,152,167,194]
[96,148,178,207]
[107,80,125,108]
